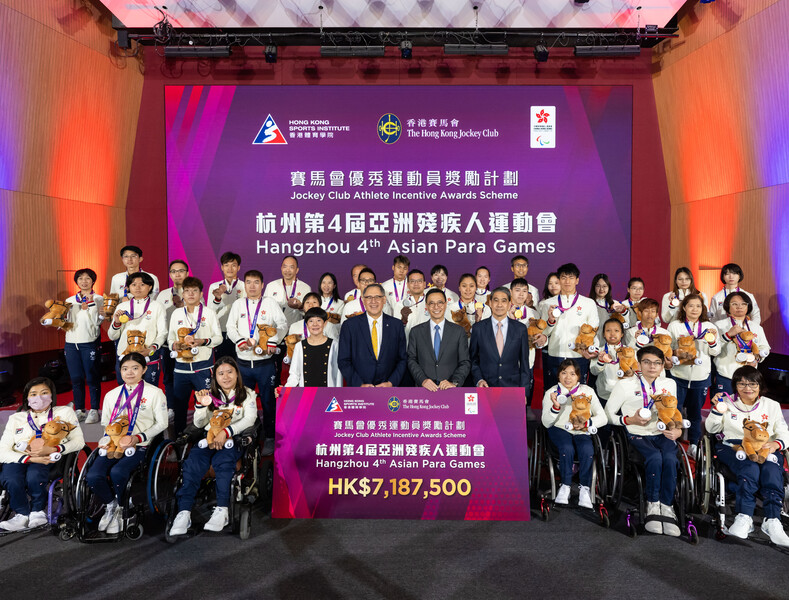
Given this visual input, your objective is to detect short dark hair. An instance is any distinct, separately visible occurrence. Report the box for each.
[722,291,753,317]
[304,307,328,323]
[282,255,299,267]
[637,345,665,363]
[302,292,321,306]
[126,272,155,292]
[511,255,529,267]
[590,273,613,305]
[120,245,143,257]
[393,255,410,267]
[363,283,385,297]
[603,318,624,336]
[168,259,189,271]
[638,297,660,312]
[407,269,425,282]
[220,251,241,266]
[425,288,446,302]
[358,268,376,281]
[211,357,246,406]
[20,377,56,412]
[510,277,529,289]
[120,352,147,369]
[243,269,264,283]
[318,272,340,302]
[731,365,766,396]
[182,276,203,292]
[74,268,97,284]
[430,264,448,277]
[557,263,580,278]
[720,263,744,284]
[677,293,709,323]
[490,286,511,301]
[558,359,581,378]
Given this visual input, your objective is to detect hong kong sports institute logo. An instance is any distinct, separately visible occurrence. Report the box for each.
[253,114,288,145]
[377,113,401,144]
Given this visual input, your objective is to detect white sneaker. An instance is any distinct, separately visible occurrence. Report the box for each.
[85,409,100,424]
[168,409,175,423]
[203,506,229,532]
[75,409,87,422]
[27,510,48,528]
[761,518,789,547]
[555,484,571,505]
[0,514,29,532]
[726,513,754,539]
[578,485,593,509]
[661,503,681,537]
[105,506,123,535]
[645,501,662,535]
[169,510,191,536]
[98,500,119,532]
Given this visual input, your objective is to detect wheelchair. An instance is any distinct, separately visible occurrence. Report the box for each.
[72,434,165,542]
[605,426,699,542]
[529,424,610,527]
[0,446,90,539]
[695,432,789,542]
[147,421,265,541]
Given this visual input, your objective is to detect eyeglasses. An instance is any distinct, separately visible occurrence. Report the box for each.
[426,302,446,308]
[359,279,375,285]
[640,360,663,367]
[363,295,385,301]
[736,381,759,389]
[169,269,187,274]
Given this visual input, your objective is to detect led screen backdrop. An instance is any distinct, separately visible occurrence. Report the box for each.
[166,85,632,293]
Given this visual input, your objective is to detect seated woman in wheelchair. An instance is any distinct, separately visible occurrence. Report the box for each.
[169,356,258,536]
[86,352,167,535]
[0,377,84,531]
[605,346,682,537]
[541,359,607,509]
[706,365,789,546]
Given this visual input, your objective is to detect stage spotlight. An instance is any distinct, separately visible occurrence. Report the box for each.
[265,45,277,63]
[574,45,641,57]
[321,46,386,57]
[533,44,549,62]
[444,44,509,56]
[400,40,413,60]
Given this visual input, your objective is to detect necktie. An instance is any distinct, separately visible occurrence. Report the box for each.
[371,319,379,359]
[496,321,504,356]
[434,324,441,359]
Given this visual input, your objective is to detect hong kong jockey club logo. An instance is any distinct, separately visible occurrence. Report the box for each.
[377,113,401,144]
[536,109,550,123]
[388,396,401,412]
[325,398,343,413]
[253,114,288,145]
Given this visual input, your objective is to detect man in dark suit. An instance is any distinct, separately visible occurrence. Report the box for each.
[407,288,470,391]
[470,286,531,395]
[338,283,407,387]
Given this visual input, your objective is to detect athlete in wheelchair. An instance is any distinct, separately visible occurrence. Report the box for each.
[162,357,260,540]
[0,377,88,536]
[698,365,789,547]
[532,359,610,525]
[605,345,697,541]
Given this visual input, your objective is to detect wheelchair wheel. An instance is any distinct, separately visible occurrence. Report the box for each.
[147,441,183,518]
[679,443,695,508]
[126,523,144,540]
[238,505,252,540]
[529,426,543,490]
[0,489,11,523]
[62,446,91,518]
[605,432,625,508]
[591,434,608,507]
[696,436,713,515]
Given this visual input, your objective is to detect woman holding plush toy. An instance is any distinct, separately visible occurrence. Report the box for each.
[169,357,258,536]
[541,359,607,509]
[713,292,770,395]
[666,294,721,457]
[705,366,789,546]
[86,353,167,536]
[660,267,708,324]
[0,377,84,531]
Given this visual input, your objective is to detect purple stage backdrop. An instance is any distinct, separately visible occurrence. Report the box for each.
[273,387,530,520]
[166,85,632,293]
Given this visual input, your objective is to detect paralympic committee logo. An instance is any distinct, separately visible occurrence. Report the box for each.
[253,114,288,145]
[325,398,343,413]
[387,396,401,413]
[377,113,401,144]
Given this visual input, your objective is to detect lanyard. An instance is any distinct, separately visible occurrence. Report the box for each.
[603,343,620,364]
[724,393,761,414]
[324,296,334,311]
[224,279,238,295]
[110,382,144,435]
[128,297,151,321]
[730,317,752,352]
[303,321,309,339]
[184,304,204,336]
[684,320,704,340]
[283,278,297,299]
[557,293,579,313]
[555,384,580,403]
[76,291,94,304]
[246,298,263,338]
[637,322,657,338]
[596,298,613,313]
[27,408,54,438]
[408,295,425,308]
[639,377,657,409]
[393,280,406,303]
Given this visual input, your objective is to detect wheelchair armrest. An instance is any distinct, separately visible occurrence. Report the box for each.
[234,422,261,448]
[176,424,206,446]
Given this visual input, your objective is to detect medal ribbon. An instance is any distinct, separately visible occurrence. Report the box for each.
[128,297,151,321]
[394,280,405,303]
[246,298,263,338]
[557,292,579,314]
[603,343,620,365]
[27,408,54,438]
[110,382,144,435]
[684,320,704,340]
[639,377,657,409]
[185,304,204,337]
[224,279,238,295]
[283,278,297,299]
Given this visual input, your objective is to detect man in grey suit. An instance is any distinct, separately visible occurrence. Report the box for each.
[407,288,470,391]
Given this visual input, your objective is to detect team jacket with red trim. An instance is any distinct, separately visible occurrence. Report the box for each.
[100,382,168,447]
[193,387,259,438]
[167,305,223,365]
[589,342,626,400]
[109,270,160,300]
[713,317,771,379]
[541,383,608,435]
[107,297,168,357]
[64,293,102,344]
[709,288,761,325]
[660,289,709,324]
[705,395,788,451]
[226,296,288,362]
[539,293,600,358]
[667,320,721,382]
[263,278,312,328]
[0,406,85,464]
[605,375,678,437]
[207,279,246,331]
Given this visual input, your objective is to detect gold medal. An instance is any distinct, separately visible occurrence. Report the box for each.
[475,302,484,310]
[514,308,523,319]
[704,330,716,344]
[118,313,129,323]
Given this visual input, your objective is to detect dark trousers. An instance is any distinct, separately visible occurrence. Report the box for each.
[215,332,235,361]
[543,354,590,391]
[716,444,785,519]
[176,444,242,511]
[173,364,213,435]
[0,462,50,515]
[86,450,147,504]
[672,374,710,445]
[547,426,594,487]
[715,375,734,395]
[64,340,101,410]
[162,345,176,410]
[626,432,678,505]
[239,360,276,438]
